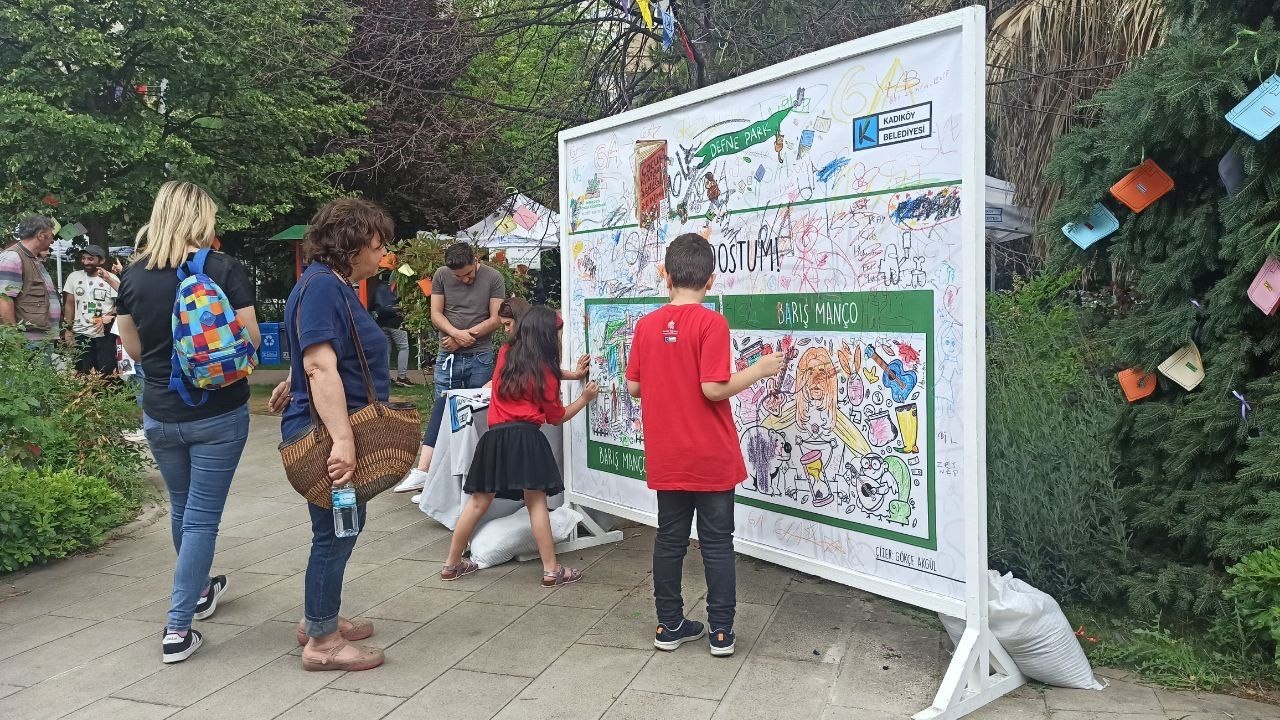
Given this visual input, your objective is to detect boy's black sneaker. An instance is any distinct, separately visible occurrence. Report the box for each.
[193,575,228,621]
[162,628,203,664]
[653,619,705,651]
[709,627,736,657]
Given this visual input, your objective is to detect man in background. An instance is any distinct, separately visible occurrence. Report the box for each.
[0,216,61,345]
[393,243,504,493]
[62,244,120,374]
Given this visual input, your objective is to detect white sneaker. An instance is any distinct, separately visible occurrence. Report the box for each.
[393,469,428,493]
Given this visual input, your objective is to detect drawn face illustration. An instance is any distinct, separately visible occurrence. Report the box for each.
[795,346,837,439]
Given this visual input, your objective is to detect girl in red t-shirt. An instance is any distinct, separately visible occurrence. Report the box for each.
[441,305,599,586]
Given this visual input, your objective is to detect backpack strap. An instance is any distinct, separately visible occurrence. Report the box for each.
[169,350,207,407]
[176,247,211,282]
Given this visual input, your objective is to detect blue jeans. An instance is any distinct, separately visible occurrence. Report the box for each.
[304,501,367,637]
[423,350,495,448]
[143,404,250,631]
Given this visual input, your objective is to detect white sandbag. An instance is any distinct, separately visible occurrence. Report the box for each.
[940,570,1103,690]
[469,506,583,569]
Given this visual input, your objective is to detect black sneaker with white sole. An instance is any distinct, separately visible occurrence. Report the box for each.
[653,618,705,651]
[709,627,736,657]
[193,575,228,621]
[162,628,203,663]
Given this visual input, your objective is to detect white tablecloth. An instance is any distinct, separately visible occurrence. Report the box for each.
[416,388,563,530]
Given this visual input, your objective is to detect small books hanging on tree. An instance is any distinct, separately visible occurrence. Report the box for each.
[1226,74,1280,141]
[1061,203,1119,249]
[1110,159,1174,213]
[1158,343,1204,391]
[1248,256,1280,315]
[397,263,415,276]
[1218,148,1245,195]
[1116,368,1158,403]
[417,277,433,297]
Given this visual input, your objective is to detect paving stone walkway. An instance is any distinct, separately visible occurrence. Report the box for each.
[1,414,1277,720]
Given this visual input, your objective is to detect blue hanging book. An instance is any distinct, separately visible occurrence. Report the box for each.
[1226,74,1280,141]
[1061,203,1119,249]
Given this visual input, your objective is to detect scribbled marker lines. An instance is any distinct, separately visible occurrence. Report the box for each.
[566,179,962,236]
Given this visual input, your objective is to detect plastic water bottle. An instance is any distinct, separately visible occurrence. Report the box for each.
[332,486,359,538]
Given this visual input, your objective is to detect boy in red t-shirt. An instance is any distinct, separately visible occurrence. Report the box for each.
[625,233,783,656]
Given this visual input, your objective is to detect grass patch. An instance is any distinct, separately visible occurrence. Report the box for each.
[1065,604,1280,700]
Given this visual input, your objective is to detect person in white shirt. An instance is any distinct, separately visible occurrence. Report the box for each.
[61,245,120,374]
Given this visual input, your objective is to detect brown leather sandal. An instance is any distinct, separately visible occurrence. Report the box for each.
[541,564,583,587]
[441,559,480,581]
[301,641,384,672]
[296,617,374,646]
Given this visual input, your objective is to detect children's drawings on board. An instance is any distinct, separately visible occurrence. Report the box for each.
[584,300,717,474]
[585,302,650,452]
[732,330,929,538]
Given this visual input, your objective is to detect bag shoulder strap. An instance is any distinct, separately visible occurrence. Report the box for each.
[292,269,380,429]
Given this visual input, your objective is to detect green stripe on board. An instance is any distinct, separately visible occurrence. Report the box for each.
[567,178,961,236]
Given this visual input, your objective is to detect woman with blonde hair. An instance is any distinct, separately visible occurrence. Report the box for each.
[116,180,260,663]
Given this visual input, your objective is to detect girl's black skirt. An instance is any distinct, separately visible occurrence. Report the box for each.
[464,421,563,500]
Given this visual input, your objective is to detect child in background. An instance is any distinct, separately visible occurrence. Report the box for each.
[498,297,591,381]
[441,305,599,585]
[625,233,783,656]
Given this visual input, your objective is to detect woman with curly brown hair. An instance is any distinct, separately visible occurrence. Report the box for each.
[272,197,392,671]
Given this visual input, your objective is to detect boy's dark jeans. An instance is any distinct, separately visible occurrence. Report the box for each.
[654,489,736,630]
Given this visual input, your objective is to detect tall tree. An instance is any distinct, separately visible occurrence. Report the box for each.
[1046,0,1280,617]
[0,0,364,240]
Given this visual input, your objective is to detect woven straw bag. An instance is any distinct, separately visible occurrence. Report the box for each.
[278,271,421,508]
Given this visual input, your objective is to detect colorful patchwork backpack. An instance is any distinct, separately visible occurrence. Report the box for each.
[168,248,257,406]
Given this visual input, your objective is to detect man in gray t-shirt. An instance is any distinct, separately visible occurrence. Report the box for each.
[395,243,506,492]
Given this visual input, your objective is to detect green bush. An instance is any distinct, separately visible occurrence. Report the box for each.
[1224,548,1280,669]
[986,272,1133,604]
[0,325,149,502]
[0,462,128,572]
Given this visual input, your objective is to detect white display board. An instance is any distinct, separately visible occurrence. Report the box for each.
[560,9,1021,718]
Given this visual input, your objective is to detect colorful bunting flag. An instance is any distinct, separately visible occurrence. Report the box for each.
[636,0,653,29]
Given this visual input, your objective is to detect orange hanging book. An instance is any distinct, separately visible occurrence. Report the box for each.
[1116,368,1158,403]
[1110,159,1173,213]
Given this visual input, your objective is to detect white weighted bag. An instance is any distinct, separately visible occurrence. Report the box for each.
[468,506,583,569]
[940,570,1104,689]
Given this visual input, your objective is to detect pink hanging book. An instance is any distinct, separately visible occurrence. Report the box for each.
[1248,256,1280,315]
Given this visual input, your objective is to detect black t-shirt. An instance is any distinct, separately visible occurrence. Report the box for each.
[117,251,255,423]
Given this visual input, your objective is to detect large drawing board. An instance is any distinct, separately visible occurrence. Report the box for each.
[560,9,1021,718]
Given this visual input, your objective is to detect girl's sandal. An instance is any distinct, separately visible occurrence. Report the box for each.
[441,559,480,581]
[541,564,583,587]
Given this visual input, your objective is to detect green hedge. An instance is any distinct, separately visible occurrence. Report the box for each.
[986,273,1133,604]
[0,463,127,573]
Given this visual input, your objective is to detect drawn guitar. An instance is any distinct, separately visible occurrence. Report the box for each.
[865,347,917,403]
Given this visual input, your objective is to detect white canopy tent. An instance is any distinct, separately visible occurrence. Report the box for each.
[457,194,560,270]
[984,175,1033,242]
